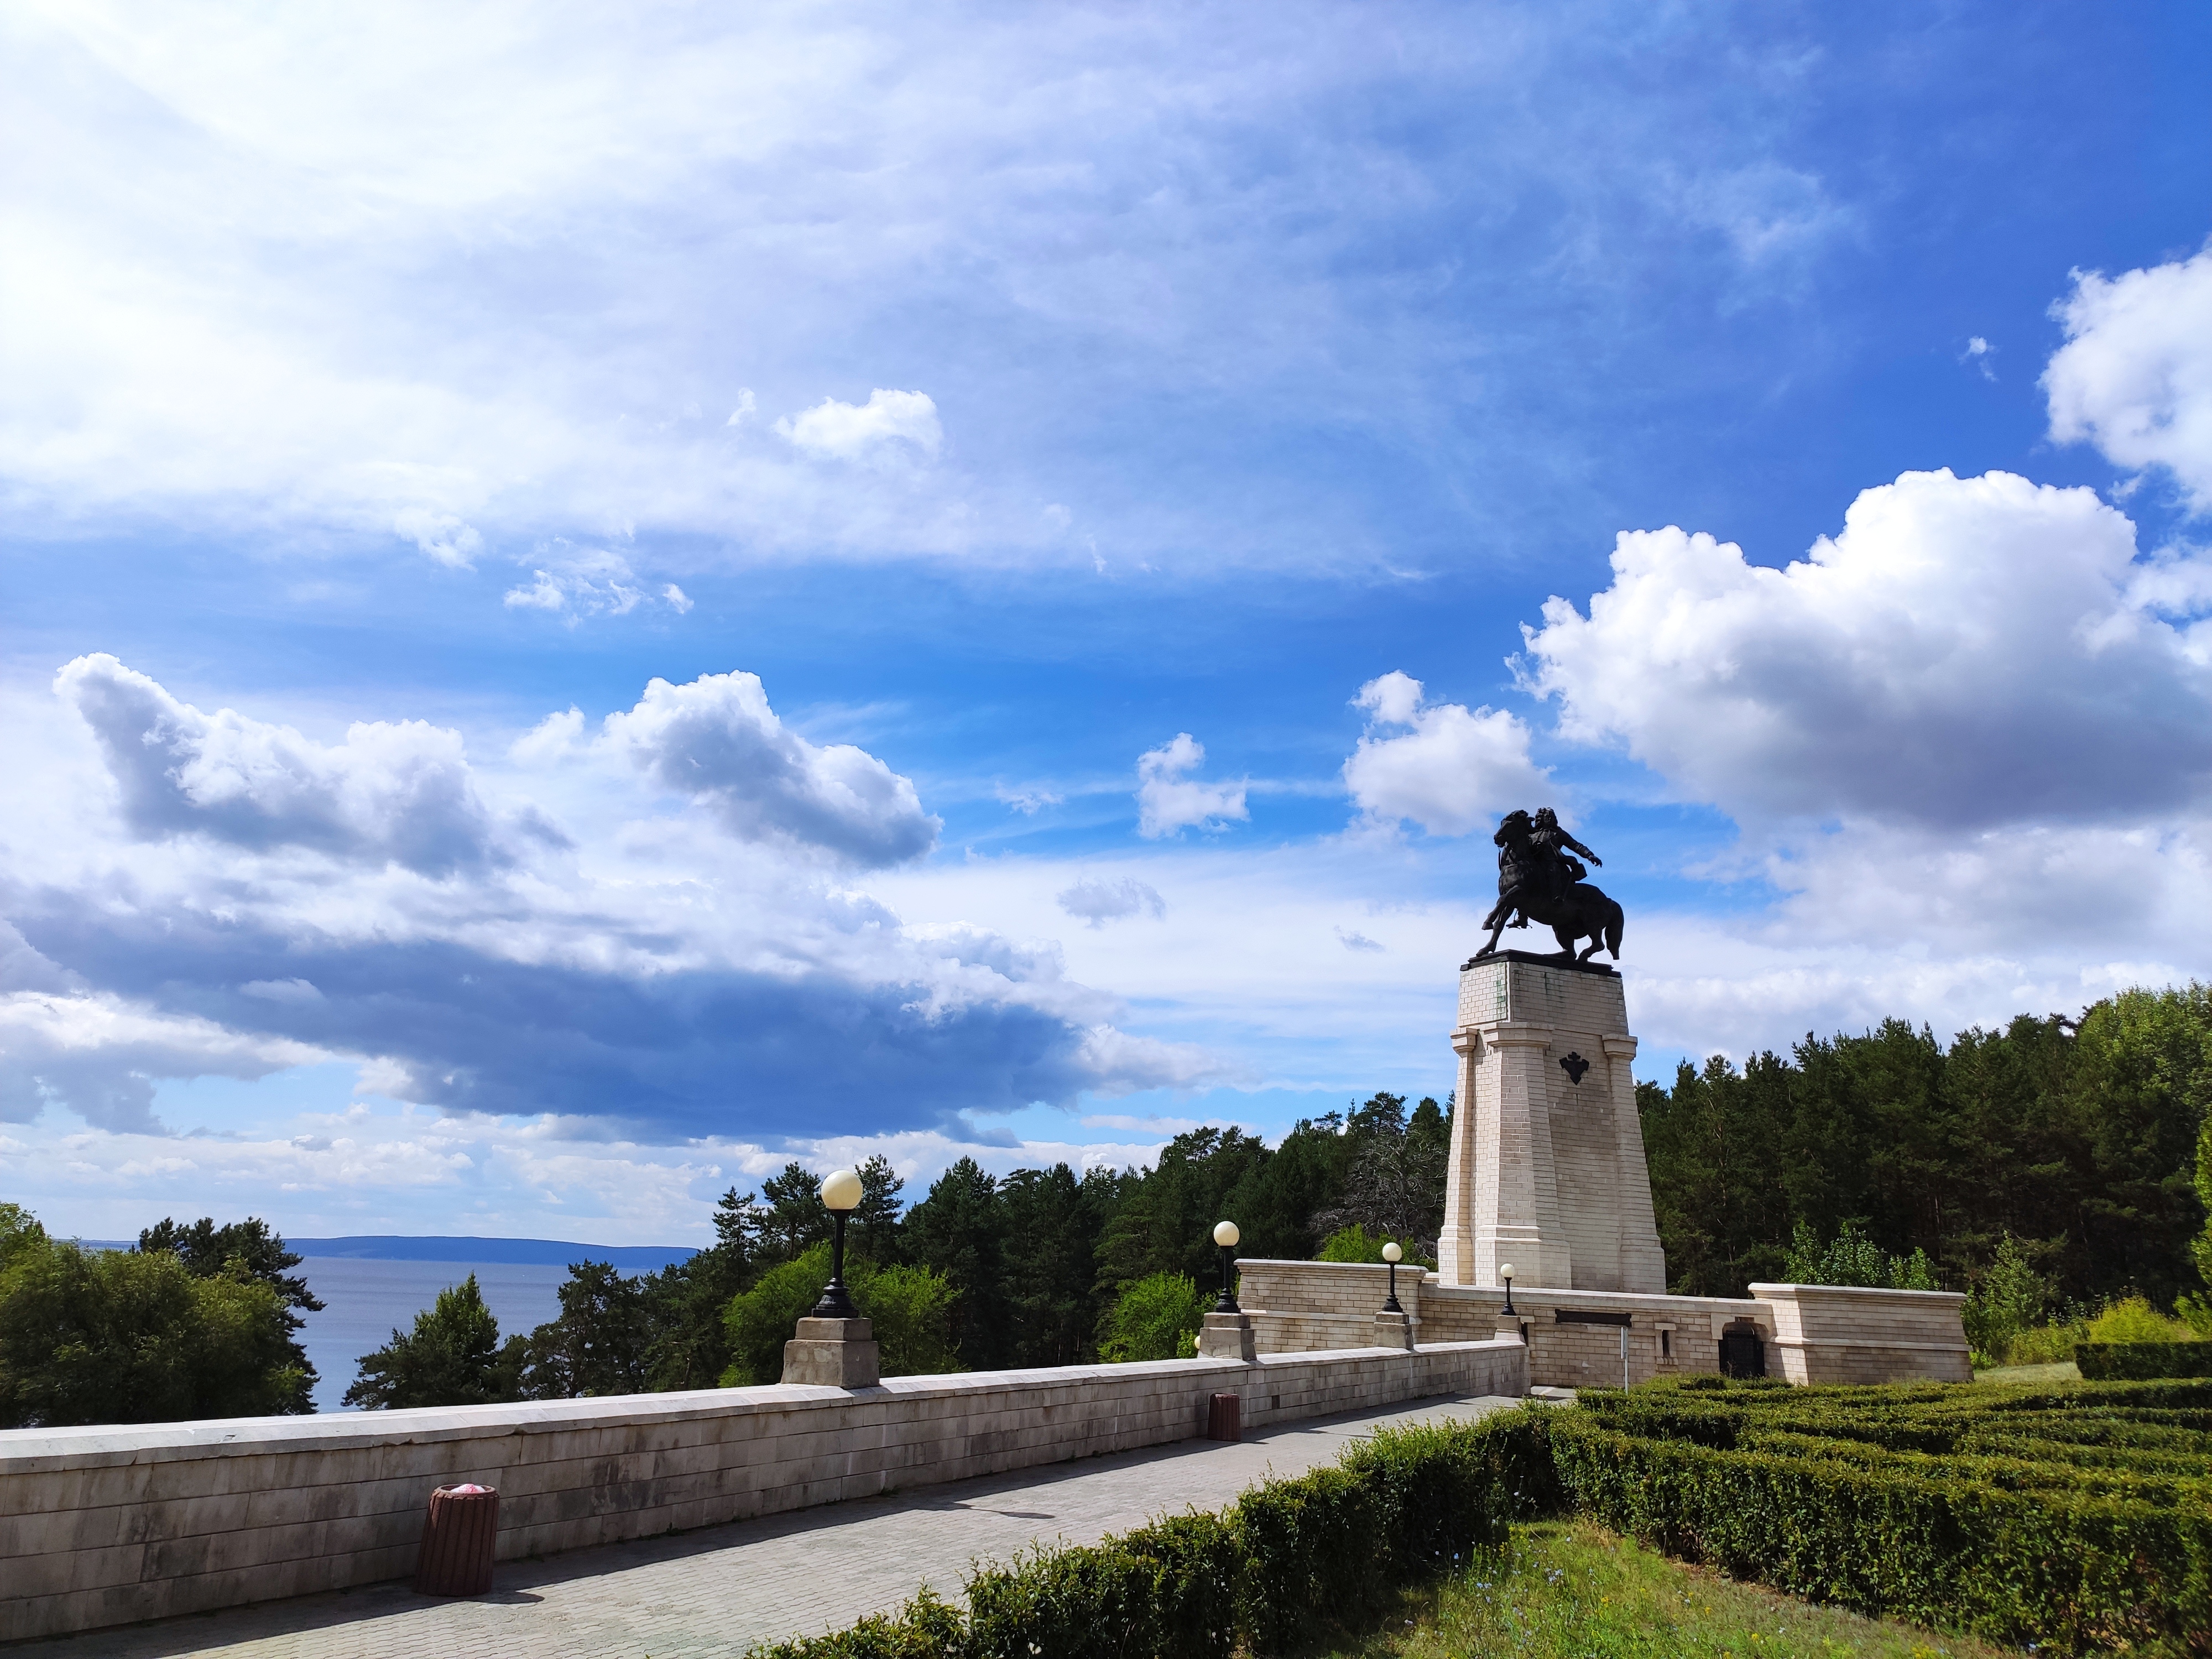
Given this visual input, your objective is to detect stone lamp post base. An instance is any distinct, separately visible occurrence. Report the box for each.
[1196,1312,1257,1361]
[1374,1310,1415,1351]
[782,1316,881,1387]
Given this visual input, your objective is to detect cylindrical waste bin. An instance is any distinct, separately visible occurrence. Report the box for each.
[1206,1391,1241,1443]
[413,1483,499,1595]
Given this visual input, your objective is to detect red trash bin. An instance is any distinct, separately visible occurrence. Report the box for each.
[1207,1392,1241,1442]
[413,1483,499,1595]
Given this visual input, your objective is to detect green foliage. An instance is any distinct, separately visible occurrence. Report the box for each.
[0,1220,305,1428]
[1642,985,2212,1311]
[2196,1103,2212,1289]
[854,1261,961,1376]
[740,1407,1555,1659]
[904,1157,1012,1369]
[723,1244,838,1385]
[1559,1376,2212,1655]
[137,1213,324,1412]
[2075,1342,2212,1380]
[719,1242,961,1384]
[1096,1271,1208,1363]
[512,1259,650,1397]
[966,1512,1240,1659]
[744,1587,964,1658]
[2086,1293,2202,1344]
[1961,1233,2052,1364]
[1782,1219,1941,1291]
[639,1185,759,1391]
[755,1384,2212,1659]
[760,1160,836,1263]
[1317,1223,1391,1262]
[344,1273,518,1409]
[1377,1519,2027,1659]
[1312,1093,1451,1255]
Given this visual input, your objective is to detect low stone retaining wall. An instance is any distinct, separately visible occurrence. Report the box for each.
[1237,1260,1969,1389]
[0,1337,1526,1644]
[1749,1282,1974,1384]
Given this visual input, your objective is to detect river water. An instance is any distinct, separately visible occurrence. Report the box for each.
[293,1257,571,1412]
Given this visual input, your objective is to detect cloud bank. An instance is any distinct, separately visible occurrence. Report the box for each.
[3,660,1213,1146]
[1520,469,2212,830]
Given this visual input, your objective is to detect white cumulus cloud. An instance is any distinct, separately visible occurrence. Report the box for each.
[1056,877,1167,928]
[1134,734,1248,838]
[776,389,943,461]
[2044,243,2212,514]
[1519,469,2212,829]
[1342,670,1549,837]
[602,671,940,867]
[55,653,515,876]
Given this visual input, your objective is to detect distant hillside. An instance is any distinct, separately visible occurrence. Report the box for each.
[78,1234,697,1270]
[290,1235,697,1269]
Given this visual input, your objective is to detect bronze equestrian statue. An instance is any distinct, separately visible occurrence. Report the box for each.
[1467,806,1624,967]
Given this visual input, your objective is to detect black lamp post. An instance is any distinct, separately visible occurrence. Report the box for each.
[807,1167,865,1319]
[1212,1220,1241,1313]
[1499,1261,1518,1317]
[1381,1240,1404,1313]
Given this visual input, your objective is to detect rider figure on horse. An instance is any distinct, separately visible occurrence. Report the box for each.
[1482,807,1603,934]
[1531,806,1601,895]
[1471,806,1624,966]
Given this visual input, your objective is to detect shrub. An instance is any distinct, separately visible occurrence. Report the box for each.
[1555,1376,2212,1655]
[750,1379,2211,1659]
[1097,1271,1208,1363]
[1781,1219,1940,1291]
[0,1228,305,1428]
[722,1244,962,1384]
[2085,1295,2204,1345]
[967,1512,1239,1659]
[2077,1342,2212,1380]
[345,1274,517,1408]
[1962,1233,2052,1365]
[1315,1224,1391,1263]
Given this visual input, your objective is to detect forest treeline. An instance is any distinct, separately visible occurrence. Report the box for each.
[1641,983,2212,1318]
[3,985,2206,1425]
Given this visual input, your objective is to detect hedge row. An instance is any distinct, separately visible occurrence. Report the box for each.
[2078,1340,2212,1379]
[749,1379,2210,1659]
[1561,1376,2211,1656]
[747,1412,1557,1659]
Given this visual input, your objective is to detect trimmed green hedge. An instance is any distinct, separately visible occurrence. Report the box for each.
[750,1379,2210,1659]
[746,1410,1558,1659]
[2078,1340,2212,1379]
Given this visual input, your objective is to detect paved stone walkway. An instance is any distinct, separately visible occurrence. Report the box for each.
[21,1394,1519,1659]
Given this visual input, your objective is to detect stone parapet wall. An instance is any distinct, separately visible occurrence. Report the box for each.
[0,1339,1526,1644]
[1750,1283,1973,1384]
[1240,1260,1966,1390]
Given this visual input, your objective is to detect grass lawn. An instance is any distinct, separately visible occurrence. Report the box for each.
[1328,1521,2018,1659]
[1970,1360,2079,1384]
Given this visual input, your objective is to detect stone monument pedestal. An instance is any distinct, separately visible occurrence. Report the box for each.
[1374,1310,1415,1351]
[1438,952,1665,1295]
[1196,1311,1257,1361]
[781,1316,881,1387]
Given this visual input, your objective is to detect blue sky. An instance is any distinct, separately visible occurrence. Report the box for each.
[4,1,2209,1246]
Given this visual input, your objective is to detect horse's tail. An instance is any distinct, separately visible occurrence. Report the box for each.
[1605,899,1624,960]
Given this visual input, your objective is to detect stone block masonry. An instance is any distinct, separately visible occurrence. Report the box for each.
[1439,955,1666,1295]
[0,1338,1526,1644]
[1238,1260,1970,1390]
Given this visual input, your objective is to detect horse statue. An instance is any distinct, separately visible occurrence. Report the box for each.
[1465,806,1624,967]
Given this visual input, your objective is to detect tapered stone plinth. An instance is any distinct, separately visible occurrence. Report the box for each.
[1437,953,1665,1294]
[1196,1312,1256,1361]
[781,1316,881,1387]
